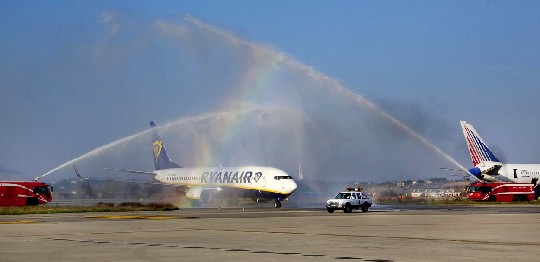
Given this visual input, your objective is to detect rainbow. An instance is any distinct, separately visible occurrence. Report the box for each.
[201,55,283,167]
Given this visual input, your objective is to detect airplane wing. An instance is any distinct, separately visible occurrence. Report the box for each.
[73,165,176,186]
[440,167,468,173]
[104,168,155,175]
[439,167,471,177]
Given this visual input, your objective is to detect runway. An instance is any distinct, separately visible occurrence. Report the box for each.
[1,205,540,261]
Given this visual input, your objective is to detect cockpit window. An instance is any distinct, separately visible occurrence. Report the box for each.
[274,176,293,180]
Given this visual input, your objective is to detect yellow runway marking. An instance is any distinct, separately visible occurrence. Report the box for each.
[86,215,174,220]
[0,220,39,224]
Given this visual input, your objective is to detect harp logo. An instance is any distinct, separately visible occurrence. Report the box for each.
[153,141,163,160]
[253,172,262,182]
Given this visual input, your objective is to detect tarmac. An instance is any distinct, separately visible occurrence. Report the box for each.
[1,205,540,261]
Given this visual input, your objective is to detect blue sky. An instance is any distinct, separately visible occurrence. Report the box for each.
[1,1,540,181]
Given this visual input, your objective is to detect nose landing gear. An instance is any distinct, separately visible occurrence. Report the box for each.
[274,198,282,208]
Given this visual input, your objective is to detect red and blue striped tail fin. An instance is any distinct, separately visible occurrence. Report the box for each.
[460,121,500,166]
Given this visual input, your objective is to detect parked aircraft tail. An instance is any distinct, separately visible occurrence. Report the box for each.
[460,121,500,166]
[460,121,503,181]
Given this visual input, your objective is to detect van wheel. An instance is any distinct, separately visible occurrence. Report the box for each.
[343,203,352,213]
[327,208,335,213]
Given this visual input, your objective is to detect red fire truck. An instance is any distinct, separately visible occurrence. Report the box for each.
[0,181,53,206]
[466,182,535,202]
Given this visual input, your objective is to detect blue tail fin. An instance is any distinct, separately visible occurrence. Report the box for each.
[150,121,182,170]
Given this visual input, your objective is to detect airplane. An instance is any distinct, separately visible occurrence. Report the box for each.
[106,121,297,208]
[460,120,540,186]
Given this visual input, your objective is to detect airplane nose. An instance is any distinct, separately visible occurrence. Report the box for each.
[289,180,298,193]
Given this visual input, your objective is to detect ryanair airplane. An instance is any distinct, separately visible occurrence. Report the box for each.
[461,120,540,186]
[111,121,297,208]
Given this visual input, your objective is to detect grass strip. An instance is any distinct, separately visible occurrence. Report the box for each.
[0,202,179,215]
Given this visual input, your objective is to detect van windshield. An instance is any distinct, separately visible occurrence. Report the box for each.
[467,186,491,193]
[33,186,50,196]
[335,193,351,199]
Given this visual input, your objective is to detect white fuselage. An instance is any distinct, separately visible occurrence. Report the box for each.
[153,166,297,196]
[494,164,540,184]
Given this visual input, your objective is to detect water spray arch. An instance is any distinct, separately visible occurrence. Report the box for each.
[41,15,466,192]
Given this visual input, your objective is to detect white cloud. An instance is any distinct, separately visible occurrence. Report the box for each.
[100,11,120,36]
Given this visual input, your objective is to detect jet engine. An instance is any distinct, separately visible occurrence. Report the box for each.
[185,186,213,203]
